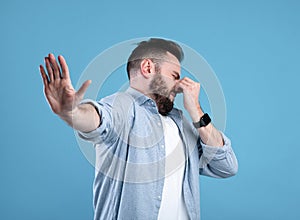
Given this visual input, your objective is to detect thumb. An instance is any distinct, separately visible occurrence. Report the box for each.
[76,80,92,99]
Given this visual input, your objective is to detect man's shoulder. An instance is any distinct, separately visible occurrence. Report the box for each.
[98,91,132,103]
[96,91,140,114]
[98,88,150,107]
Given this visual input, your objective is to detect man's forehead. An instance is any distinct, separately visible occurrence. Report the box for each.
[155,52,180,69]
[163,60,181,72]
[165,51,181,65]
[162,55,181,71]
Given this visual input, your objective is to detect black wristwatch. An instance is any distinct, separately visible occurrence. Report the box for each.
[193,113,211,128]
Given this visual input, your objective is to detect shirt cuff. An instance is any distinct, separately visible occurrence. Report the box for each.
[200,132,232,161]
[77,99,109,144]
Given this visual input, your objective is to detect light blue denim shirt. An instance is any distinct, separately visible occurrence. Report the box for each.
[78,87,238,220]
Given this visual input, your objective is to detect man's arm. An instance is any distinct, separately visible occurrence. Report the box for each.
[177,77,238,177]
[39,53,100,132]
[176,77,223,146]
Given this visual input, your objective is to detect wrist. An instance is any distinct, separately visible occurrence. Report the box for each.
[59,107,79,124]
[193,113,211,129]
[189,105,204,122]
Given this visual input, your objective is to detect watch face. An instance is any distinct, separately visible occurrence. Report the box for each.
[200,113,211,127]
[193,113,211,128]
[200,118,206,127]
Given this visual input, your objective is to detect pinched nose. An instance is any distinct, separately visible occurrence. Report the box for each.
[173,83,183,94]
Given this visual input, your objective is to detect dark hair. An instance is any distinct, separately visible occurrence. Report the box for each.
[126,38,184,79]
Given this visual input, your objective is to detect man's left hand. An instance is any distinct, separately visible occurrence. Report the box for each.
[175,77,203,121]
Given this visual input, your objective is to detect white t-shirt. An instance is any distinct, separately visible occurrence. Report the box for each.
[157,115,189,220]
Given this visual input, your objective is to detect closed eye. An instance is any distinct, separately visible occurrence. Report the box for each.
[172,71,180,80]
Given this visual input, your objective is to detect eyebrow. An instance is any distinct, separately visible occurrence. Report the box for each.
[173,71,180,80]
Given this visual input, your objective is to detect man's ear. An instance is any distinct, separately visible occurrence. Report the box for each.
[140,59,155,79]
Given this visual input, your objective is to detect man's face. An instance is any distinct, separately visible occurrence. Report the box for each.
[149,52,181,115]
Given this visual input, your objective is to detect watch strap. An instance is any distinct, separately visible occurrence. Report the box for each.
[193,113,211,128]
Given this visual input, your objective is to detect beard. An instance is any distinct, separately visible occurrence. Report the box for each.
[149,73,174,116]
[152,93,174,116]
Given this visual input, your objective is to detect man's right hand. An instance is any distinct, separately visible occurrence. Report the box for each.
[39,54,100,132]
[39,53,91,117]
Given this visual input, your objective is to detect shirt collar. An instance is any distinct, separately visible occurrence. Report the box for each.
[125,86,183,123]
[125,87,152,106]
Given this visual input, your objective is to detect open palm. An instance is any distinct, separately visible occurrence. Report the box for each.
[39,54,91,116]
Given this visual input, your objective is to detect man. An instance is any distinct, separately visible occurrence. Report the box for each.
[39,38,238,220]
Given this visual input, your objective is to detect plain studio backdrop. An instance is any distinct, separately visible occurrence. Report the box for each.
[0,0,299,219]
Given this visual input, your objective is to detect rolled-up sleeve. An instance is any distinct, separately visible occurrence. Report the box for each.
[77,99,114,145]
[199,132,238,178]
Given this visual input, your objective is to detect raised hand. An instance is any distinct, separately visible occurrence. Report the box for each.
[39,54,91,117]
[175,77,203,121]
[175,77,224,146]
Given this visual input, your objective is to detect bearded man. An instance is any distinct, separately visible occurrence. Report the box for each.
[39,38,238,220]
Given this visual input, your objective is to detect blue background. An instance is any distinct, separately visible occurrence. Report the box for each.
[1,0,299,219]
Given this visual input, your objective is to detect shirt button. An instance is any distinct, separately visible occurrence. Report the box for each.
[157,196,161,200]
[157,122,161,126]
[161,145,165,148]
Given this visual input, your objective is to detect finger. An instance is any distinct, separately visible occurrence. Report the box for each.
[39,65,49,86]
[181,77,195,83]
[181,77,198,86]
[45,57,54,82]
[181,77,200,86]
[76,80,92,99]
[178,78,191,87]
[180,78,200,89]
[58,55,70,79]
[176,80,197,94]
[49,53,62,80]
